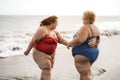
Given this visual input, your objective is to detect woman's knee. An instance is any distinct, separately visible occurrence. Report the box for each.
[41,68,51,80]
[42,67,51,73]
[39,59,51,70]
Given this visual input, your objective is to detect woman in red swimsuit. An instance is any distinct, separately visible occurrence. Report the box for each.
[24,16,68,80]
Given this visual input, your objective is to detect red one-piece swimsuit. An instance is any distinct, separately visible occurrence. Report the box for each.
[33,36,58,55]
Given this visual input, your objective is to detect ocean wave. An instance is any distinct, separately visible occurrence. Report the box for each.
[0,31,33,57]
[0,29,120,57]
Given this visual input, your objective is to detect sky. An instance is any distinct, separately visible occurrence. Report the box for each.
[0,0,120,16]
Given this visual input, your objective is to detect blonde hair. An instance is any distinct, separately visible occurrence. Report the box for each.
[40,15,58,26]
[83,11,96,24]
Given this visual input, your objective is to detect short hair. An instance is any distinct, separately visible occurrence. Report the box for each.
[83,11,96,24]
[40,15,58,26]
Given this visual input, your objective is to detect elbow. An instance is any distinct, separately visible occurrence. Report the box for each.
[75,38,81,43]
[31,39,39,44]
[75,39,84,45]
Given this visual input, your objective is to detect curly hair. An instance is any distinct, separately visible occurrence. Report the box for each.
[83,11,96,24]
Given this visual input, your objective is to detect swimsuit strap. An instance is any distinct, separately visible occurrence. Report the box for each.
[87,26,93,36]
[87,26,100,40]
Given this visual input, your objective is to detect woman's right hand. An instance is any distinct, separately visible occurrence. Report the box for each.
[24,50,30,56]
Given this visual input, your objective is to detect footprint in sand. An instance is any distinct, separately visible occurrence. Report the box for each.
[92,68,106,76]
[97,68,106,76]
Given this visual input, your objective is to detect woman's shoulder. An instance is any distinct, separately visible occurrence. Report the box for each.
[53,30,59,34]
[35,27,48,36]
[79,25,89,31]
[37,27,47,32]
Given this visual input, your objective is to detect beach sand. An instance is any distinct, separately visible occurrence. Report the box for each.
[0,36,120,80]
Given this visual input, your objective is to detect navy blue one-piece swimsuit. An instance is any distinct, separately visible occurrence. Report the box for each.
[72,31,100,64]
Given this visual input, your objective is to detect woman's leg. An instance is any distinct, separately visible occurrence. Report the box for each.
[74,55,91,80]
[51,53,56,68]
[32,49,52,80]
[40,58,51,80]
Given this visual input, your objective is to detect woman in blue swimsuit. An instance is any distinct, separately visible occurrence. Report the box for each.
[67,11,100,80]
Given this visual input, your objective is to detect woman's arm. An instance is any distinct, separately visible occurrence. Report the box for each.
[55,30,68,46]
[68,26,89,47]
[69,42,82,46]
[24,27,46,55]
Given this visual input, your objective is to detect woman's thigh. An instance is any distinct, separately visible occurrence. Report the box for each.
[74,55,91,74]
[32,48,52,69]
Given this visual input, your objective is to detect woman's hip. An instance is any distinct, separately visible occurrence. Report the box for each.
[72,48,99,63]
[32,48,53,68]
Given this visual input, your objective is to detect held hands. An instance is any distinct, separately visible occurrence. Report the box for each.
[67,42,72,49]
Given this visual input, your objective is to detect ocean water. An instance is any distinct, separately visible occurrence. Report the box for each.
[0,15,120,57]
